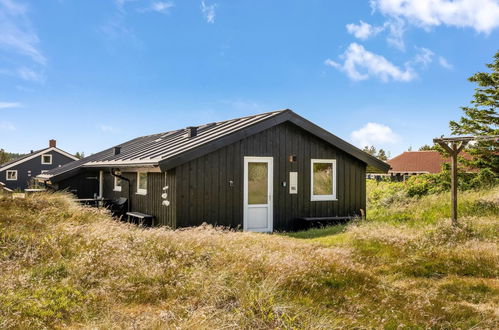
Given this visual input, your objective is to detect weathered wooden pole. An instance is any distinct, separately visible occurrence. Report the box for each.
[450,142,458,226]
[434,135,497,227]
[433,139,467,227]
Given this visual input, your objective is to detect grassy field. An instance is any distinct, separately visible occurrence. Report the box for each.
[0,183,498,329]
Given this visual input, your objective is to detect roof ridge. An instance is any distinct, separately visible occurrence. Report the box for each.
[124,109,289,141]
[0,147,50,169]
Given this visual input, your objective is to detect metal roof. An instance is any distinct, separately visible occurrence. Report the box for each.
[38,109,390,182]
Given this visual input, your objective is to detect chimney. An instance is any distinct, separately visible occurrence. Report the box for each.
[114,146,121,155]
[186,126,198,138]
[49,139,56,148]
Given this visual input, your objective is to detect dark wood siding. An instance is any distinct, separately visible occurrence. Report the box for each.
[57,171,99,198]
[101,170,176,228]
[175,122,366,231]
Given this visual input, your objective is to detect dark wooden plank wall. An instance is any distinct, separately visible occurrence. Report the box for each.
[101,170,176,228]
[57,171,100,198]
[175,121,366,231]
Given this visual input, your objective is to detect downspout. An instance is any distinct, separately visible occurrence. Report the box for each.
[110,169,131,212]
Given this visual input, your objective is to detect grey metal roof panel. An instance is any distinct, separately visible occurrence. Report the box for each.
[82,110,283,166]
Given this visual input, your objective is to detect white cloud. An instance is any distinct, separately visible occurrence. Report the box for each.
[137,1,174,14]
[351,122,399,147]
[412,47,434,66]
[201,1,216,23]
[17,66,45,83]
[438,56,453,70]
[346,21,384,40]
[0,121,15,131]
[0,102,22,109]
[0,0,46,65]
[324,43,416,82]
[384,19,406,50]
[150,1,173,13]
[371,0,499,33]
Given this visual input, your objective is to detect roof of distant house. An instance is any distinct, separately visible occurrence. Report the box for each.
[0,146,78,172]
[387,150,459,174]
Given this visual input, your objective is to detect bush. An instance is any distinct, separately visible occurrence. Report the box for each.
[369,168,498,201]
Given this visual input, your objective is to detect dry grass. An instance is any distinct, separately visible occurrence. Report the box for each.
[1,187,498,329]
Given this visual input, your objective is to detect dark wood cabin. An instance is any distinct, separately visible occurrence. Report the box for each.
[37,110,389,232]
[0,140,78,191]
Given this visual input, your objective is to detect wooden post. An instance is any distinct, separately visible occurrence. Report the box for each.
[450,143,458,226]
[434,135,496,227]
[434,140,467,226]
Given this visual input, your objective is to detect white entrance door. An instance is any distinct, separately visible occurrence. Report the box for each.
[243,157,273,232]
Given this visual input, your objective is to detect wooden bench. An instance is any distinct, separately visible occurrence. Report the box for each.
[299,216,359,227]
[126,211,155,226]
[299,216,358,222]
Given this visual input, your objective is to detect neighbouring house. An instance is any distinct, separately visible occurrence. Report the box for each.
[0,140,79,191]
[37,110,389,232]
[385,150,459,181]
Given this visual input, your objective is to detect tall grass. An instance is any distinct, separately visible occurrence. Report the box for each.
[0,187,498,328]
[366,180,499,225]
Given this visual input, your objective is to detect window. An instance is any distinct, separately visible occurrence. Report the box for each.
[310,159,336,201]
[137,172,147,195]
[41,154,52,165]
[114,176,122,192]
[6,170,17,181]
[248,162,268,204]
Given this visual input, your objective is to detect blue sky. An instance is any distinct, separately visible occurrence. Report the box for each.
[1,0,498,158]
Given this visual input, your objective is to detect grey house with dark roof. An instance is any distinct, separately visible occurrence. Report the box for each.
[0,140,78,191]
[37,110,389,232]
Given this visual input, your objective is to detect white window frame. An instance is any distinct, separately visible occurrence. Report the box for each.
[41,154,52,165]
[114,176,122,192]
[310,159,337,201]
[136,172,147,195]
[6,170,18,181]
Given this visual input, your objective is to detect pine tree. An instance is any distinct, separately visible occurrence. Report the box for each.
[75,152,85,159]
[377,149,388,161]
[449,51,499,174]
[362,145,389,161]
[0,149,9,165]
[362,145,377,156]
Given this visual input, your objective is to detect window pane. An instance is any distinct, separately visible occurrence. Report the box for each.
[138,173,147,190]
[248,162,267,204]
[313,163,332,195]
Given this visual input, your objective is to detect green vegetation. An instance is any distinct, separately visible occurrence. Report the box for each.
[1,184,498,328]
[366,180,498,223]
[449,50,499,175]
